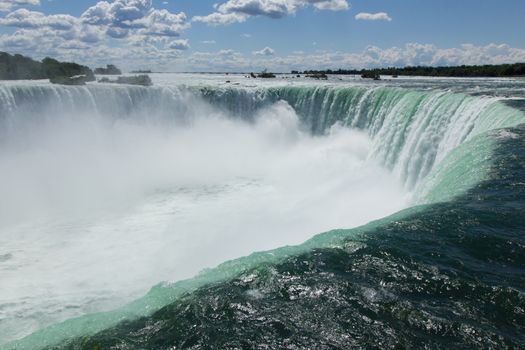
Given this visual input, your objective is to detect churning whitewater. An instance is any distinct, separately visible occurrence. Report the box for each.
[1,74,524,349]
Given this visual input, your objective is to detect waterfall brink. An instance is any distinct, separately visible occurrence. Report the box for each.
[1,84,522,191]
[0,84,201,127]
[200,85,525,189]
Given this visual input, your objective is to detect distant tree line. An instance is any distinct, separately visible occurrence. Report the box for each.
[293,63,525,77]
[0,52,94,81]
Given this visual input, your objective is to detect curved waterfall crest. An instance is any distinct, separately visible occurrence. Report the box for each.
[1,83,523,191]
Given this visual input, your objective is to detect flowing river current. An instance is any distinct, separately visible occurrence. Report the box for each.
[0,74,524,349]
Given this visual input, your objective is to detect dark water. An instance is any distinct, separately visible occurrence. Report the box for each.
[50,126,525,349]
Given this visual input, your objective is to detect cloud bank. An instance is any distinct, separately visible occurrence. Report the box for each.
[0,0,191,67]
[0,1,523,72]
[184,43,525,73]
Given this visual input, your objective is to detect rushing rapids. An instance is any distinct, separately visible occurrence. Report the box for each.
[0,75,524,349]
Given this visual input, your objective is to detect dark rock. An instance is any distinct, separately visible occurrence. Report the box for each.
[257,70,276,78]
[94,64,122,75]
[361,71,381,80]
[50,75,90,85]
[98,75,153,86]
[305,73,328,80]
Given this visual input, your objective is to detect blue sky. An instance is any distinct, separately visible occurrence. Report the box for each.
[1,0,524,71]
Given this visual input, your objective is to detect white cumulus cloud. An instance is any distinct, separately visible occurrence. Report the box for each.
[253,46,275,56]
[0,9,78,30]
[168,39,190,50]
[193,0,349,26]
[193,12,247,26]
[355,12,392,21]
[0,0,39,12]
[309,0,348,11]
[0,0,191,67]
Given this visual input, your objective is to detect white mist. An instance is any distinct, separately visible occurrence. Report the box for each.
[0,94,408,344]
